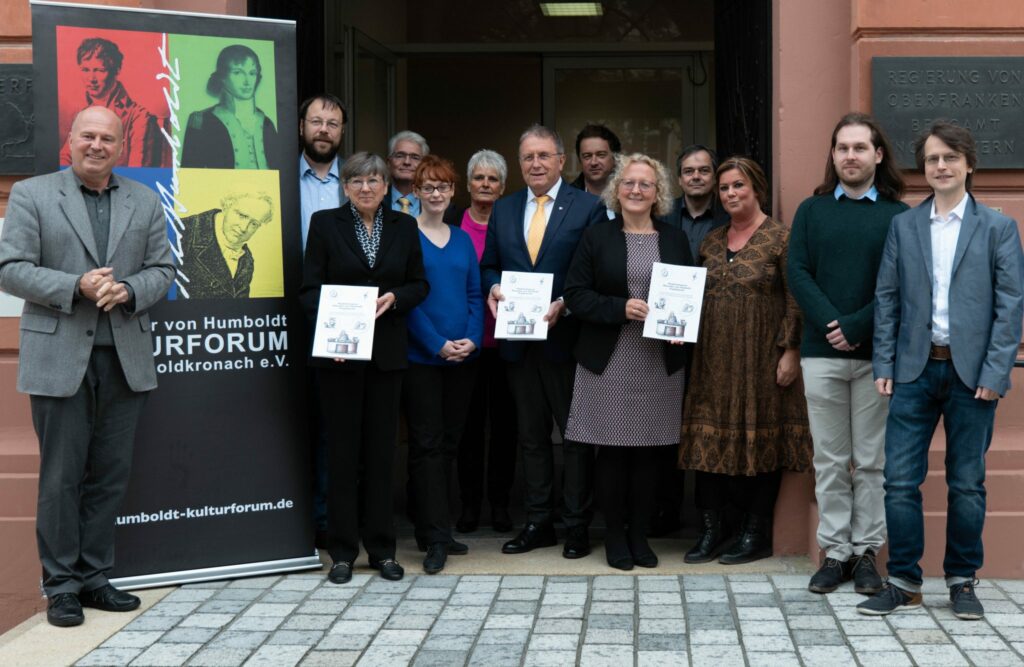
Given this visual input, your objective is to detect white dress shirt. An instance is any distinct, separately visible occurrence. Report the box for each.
[522,178,563,240]
[929,192,969,345]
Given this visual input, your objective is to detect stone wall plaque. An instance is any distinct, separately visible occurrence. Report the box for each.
[872,57,1024,169]
[0,65,34,174]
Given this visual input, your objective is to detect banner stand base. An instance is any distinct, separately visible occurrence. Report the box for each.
[111,553,324,591]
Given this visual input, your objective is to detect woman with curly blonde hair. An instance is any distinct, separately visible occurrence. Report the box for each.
[563,153,695,570]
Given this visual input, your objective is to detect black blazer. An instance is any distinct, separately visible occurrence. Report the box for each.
[300,205,429,371]
[564,216,694,375]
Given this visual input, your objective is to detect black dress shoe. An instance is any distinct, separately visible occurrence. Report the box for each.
[371,558,405,581]
[502,523,557,554]
[423,544,447,574]
[456,506,480,533]
[491,507,514,533]
[416,538,469,555]
[328,561,352,584]
[562,526,591,559]
[47,593,84,627]
[607,555,634,571]
[79,584,140,612]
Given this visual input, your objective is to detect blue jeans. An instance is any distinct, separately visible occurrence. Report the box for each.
[884,359,996,592]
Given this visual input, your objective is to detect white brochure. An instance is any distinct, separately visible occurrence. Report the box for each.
[642,263,707,343]
[312,285,379,360]
[494,271,554,341]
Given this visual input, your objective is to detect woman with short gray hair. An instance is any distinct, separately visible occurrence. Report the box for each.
[301,151,429,585]
[454,149,519,535]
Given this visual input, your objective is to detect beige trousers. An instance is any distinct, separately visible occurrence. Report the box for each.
[801,357,888,561]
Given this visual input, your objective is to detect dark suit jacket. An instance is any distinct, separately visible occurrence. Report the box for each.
[480,181,608,362]
[179,208,254,299]
[874,194,1024,395]
[301,205,429,371]
[564,217,694,375]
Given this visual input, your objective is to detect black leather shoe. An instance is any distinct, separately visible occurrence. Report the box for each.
[423,544,447,574]
[328,561,352,584]
[47,593,84,627]
[718,513,772,565]
[416,538,469,555]
[684,510,727,564]
[456,506,479,533]
[79,584,140,612]
[502,523,557,554]
[491,507,514,533]
[371,558,405,581]
[562,526,591,559]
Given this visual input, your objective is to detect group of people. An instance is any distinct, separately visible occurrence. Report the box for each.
[294,99,1024,627]
[1,89,1021,628]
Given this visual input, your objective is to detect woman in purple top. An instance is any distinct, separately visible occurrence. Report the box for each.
[404,156,484,574]
[454,150,519,535]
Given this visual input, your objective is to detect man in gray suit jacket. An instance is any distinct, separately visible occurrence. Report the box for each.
[0,107,174,627]
[858,121,1024,620]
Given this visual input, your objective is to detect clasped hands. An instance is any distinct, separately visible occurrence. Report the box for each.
[439,339,476,362]
[79,267,129,312]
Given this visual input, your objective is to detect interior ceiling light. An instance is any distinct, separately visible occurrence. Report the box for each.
[540,3,604,17]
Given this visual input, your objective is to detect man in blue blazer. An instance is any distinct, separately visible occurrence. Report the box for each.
[859,121,1024,620]
[481,124,608,558]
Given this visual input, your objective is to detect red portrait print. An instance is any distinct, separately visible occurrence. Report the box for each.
[57,26,172,168]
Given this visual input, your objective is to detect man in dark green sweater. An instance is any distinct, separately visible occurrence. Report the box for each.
[788,113,908,596]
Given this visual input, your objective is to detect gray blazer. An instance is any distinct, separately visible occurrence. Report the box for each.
[873,194,1024,396]
[0,168,174,397]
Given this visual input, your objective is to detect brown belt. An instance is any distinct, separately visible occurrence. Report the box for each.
[929,344,952,361]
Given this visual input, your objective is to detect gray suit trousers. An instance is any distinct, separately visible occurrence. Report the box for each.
[31,346,148,596]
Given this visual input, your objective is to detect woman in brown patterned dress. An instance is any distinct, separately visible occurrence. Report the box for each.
[679,157,812,565]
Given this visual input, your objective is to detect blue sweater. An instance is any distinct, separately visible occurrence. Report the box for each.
[407,227,485,365]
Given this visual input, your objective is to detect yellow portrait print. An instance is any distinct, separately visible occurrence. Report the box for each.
[173,169,284,299]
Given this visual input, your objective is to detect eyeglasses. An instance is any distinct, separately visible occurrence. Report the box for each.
[681,166,713,177]
[347,178,383,190]
[619,180,655,193]
[417,183,453,194]
[924,153,964,166]
[390,152,423,162]
[519,152,562,164]
[305,117,342,131]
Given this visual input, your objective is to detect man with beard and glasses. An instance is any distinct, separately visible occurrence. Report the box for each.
[299,94,348,251]
[298,93,348,549]
[787,113,908,596]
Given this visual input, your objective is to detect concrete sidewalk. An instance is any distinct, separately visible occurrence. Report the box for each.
[1,538,1023,666]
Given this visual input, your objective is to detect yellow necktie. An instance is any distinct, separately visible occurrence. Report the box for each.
[527,195,549,264]
[398,197,411,214]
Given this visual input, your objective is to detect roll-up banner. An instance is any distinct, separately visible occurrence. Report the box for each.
[31,1,320,586]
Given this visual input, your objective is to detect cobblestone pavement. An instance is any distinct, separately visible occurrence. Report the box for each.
[74,573,1024,666]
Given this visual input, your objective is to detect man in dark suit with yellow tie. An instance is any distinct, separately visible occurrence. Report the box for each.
[481,124,608,558]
